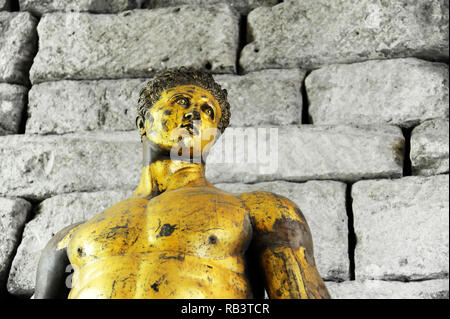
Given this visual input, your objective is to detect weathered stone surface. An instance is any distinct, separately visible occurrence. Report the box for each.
[327,279,449,299]
[0,132,141,200]
[19,0,141,16]
[0,12,37,84]
[25,79,146,134]
[352,175,449,281]
[7,190,131,297]
[411,119,449,176]
[0,83,28,135]
[216,181,349,281]
[0,197,31,293]
[1,125,403,199]
[30,6,239,83]
[25,69,304,134]
[306,58,449,128]
[206,125,404,183]
[145,0,278,15]
[240,0,449,72]
[0,0,11,11]
[215,69,304,127]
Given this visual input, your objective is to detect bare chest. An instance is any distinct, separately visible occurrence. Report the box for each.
[68,188,252,265]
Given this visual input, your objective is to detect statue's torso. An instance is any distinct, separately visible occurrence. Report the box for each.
[66,185,253,299]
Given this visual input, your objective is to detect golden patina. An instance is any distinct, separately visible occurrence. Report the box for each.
[36,68,330,299]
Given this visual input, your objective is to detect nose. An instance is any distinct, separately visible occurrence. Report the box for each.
[183,109,201,121]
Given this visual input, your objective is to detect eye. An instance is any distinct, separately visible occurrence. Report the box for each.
[201,104,215,121]
[174,97,190,106]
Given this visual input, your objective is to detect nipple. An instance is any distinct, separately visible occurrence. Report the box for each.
[208,235,218,244]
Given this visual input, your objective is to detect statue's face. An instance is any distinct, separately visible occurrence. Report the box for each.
[139,85,222,158]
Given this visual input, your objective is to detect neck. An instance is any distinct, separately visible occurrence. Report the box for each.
[131,138,209,198]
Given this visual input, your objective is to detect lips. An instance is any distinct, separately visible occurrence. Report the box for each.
[180,122,200,135]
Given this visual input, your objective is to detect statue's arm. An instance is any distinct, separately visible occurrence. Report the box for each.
[241,191,331,299]
[34,222,83,299]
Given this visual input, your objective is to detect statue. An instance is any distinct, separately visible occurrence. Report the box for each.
[34,68,330,299]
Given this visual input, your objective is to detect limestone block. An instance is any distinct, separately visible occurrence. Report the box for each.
[1,125,403,200]
[215,69,304,127]
[0,12,37,84]
[352,175,449,281]
[216,181,349,281]
[327,279,449,299]
[0,132,141,200]
[240,0,449,72]
[306,58,449,128]
[7,190,131,297]
[144,0,278,15]
[206,125,404,183]
[0,197,31,292]
[25,79,146,134]
[19,0,141,16]
[0,0,11,11]
[30,6,239,83]
[0,83,28,135]
[411,119,449,176]
[25,70,304,134]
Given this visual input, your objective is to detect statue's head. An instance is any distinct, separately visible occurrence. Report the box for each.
[137,67,230,160]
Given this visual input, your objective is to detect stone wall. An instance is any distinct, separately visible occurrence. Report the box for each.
[0,0,448,299]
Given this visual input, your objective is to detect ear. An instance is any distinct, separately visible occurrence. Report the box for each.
[136,116,146,136]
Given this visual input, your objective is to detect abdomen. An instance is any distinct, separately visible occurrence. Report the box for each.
[69,252,253,299]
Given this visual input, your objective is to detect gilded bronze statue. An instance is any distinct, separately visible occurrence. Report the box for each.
[35,68,330,299]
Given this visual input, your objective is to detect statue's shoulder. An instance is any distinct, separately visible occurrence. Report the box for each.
[55,222,84,251]
[237,190,308,230]
[56,196,149,249]
[95,195,151,217]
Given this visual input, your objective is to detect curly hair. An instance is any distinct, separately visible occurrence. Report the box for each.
[137,67,231,133]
